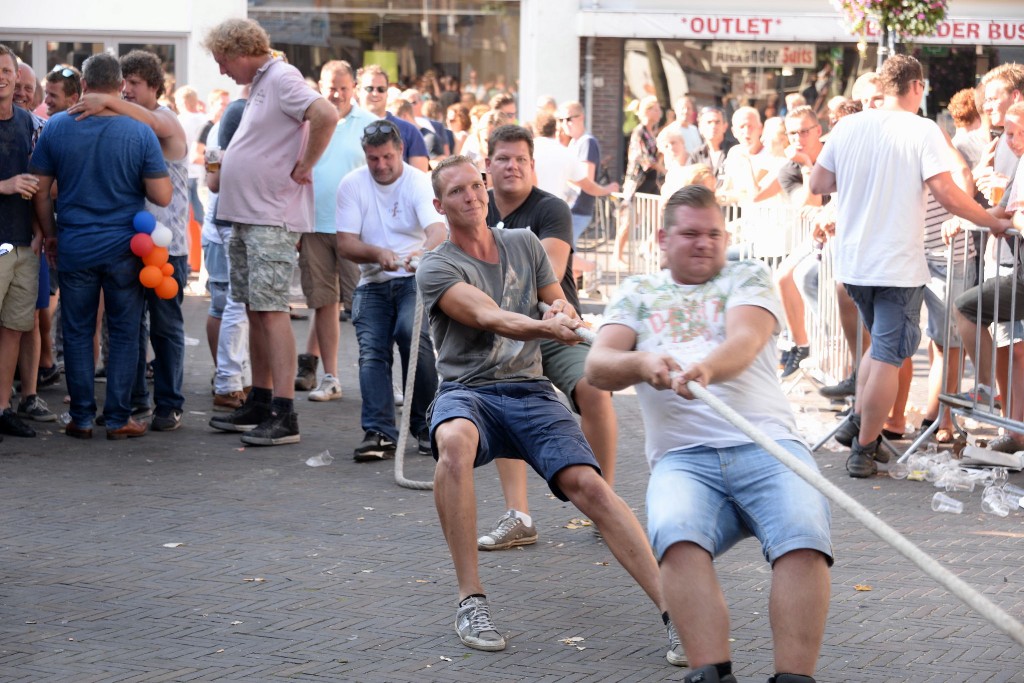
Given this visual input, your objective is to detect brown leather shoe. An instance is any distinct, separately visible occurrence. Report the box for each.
[106,418,148,440]
[213,390,246,412]
[65,422,93,440]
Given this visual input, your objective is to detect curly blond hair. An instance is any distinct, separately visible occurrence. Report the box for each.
[203,19,270,59]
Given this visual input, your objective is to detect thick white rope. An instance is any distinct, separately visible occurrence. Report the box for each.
[688,380,1024,648]
[394,260,434,490]
[542,304,1024,645]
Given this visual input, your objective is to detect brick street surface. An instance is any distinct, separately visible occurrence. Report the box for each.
[1,293,1023,683]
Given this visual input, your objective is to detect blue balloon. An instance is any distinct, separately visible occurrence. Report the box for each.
[133,211,157,234]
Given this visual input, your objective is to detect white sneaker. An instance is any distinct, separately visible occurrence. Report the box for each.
[394,387,404,406]
[308,374,342,402]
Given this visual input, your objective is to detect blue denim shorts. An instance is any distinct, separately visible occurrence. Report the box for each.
[646,440,833,566]
[844,284,925,366]
[429,379,599,501]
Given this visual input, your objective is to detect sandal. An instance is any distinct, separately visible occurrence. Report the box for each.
[935,428,955,444]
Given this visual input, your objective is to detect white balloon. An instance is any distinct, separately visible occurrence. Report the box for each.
[151,224,173,248]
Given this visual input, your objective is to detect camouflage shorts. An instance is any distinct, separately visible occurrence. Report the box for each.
[229,224,298,312]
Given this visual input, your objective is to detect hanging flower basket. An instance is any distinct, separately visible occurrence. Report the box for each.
[832,0,948,39]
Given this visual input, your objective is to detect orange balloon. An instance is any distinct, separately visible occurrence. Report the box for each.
[139,265,163,289]
[161,263,174,276]
[143,246,168,268]
[155,276,179,300]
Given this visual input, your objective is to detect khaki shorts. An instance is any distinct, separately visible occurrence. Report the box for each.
[0,247,40,332]
[229,224,297,312]
[298,232,360,310]
[539,337,590,414]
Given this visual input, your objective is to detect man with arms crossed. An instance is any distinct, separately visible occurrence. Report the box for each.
[586,184,832,683]
[417,155,678,660]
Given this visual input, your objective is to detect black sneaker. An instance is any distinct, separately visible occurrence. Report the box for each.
[819,374,856,399]
[846,436,882,478]
[417,428,432,455]
[780,345,809,379]
[209,399,270,433]
[37,364,61,388]
[240,410,300,446]
[151,408,183,432]
[769,675,816,683]
[94,366,107,383]
[354,430,396,462]
[0,408,36,438]
[16,394,57,422]
[778,345,793,370]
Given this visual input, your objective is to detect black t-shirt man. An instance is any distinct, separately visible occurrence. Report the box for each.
[486,186,580,312]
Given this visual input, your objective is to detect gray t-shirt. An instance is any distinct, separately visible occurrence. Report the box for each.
[416,228,557,386]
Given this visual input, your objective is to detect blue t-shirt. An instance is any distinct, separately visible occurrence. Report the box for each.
[30,112,168,272]
[569,134,601,218]
[385,112,428,163]
[0,107,36,245]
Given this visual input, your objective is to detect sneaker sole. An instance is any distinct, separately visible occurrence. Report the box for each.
[308,392,342,402]
[152,422,183,432]
[240,433,301,446]
[18,413,58,423]
[456,630,506,651]
[478,534,538,551]
[210,420,260,433]
[666,650,688,667]
[353,450,395,462]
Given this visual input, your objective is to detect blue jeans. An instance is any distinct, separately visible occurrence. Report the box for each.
[351,277,437,440]
[132,255,188,413]
[188,178,204,225]
[60,256,145,429]
[646,440,833,565]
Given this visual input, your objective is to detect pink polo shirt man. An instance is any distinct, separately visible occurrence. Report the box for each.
[218,57,319,232]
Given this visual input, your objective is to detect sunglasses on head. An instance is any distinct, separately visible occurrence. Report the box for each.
[362,120,398,139]
[51,64,76,79]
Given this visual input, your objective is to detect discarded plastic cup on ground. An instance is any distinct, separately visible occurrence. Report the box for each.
[1001,483,1024,508]
[305,450,334,467]
[888,461,910,480]
[981,494,1011,517]
[58,411,72,426]
[931,492,963,514]
[942,469,976,492]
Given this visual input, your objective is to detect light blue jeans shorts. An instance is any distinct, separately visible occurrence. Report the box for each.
[646,440,833,566]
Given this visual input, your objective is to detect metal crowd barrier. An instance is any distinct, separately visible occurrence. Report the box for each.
[901,226,1024,461]
[579,196,850,389]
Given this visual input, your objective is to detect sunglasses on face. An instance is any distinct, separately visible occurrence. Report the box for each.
[363,85,387,94]
[556,114,580,123]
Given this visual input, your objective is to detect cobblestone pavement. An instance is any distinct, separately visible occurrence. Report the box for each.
[1,294,1022,683]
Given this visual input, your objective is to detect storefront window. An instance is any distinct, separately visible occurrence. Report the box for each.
[47,41,105,72]
[119,43,177,82]
[1,40,33,65]
[249,0,519,95]
[624,38,1008,130]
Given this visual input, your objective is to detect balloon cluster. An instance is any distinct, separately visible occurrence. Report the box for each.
[130,211,179,300]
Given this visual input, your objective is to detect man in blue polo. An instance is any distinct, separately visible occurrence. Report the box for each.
[356,64,429,173]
